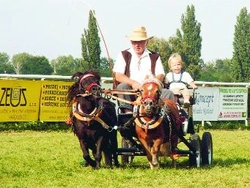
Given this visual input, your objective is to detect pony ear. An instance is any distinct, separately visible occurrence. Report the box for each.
[71,72,84,81]
[73,76,80,82]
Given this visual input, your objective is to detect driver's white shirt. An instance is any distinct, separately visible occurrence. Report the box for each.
[113,48,165,84]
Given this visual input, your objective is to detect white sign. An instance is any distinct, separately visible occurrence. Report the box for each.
[218,87,248,120]
[193,88,219,121]
[193,87,248,121]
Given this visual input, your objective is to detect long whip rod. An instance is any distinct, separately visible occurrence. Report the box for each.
[82,1,116,86]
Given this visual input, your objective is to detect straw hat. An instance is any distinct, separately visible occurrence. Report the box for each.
[126,26,154,41]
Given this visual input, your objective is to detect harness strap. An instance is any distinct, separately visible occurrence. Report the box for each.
[92,116,110,129]
[79,73,95,84]
[73,111,110,129]
[86,83,99,92]
[72,100,98,118]
[135,116,163,129]
[76,93,92,97]
[72,101,110,130]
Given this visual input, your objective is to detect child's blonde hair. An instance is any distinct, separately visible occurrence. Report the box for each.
[168,53,184,69]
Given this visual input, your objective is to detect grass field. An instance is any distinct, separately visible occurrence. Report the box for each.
[1,129,250,188]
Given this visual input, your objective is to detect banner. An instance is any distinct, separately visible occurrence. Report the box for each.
[0,80,248,122]
[193,87,248,121]
[39,81,73,121]
[218,87,248,120]
[0,80,41,121]
[193,88,219,121]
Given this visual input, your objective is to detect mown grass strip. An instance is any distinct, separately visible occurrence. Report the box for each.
[0,130,250,188]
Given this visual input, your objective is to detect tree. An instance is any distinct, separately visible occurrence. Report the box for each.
[11,52,29,74]
[147,37,172,71]
[0,52,14,73]
[51,55,81,76]
[75,58,89,72]
[231,7,250,82]
[81,10,101,70]
[199,59,233,82]
[172,5,202,80]
[21,55,53,74]
[99,57,113,77]
[199,62,217,81]
[215,59,233,82]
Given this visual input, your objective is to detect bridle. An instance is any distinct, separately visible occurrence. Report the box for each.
[140,80,162,114]
[72,74,115,131]
[134,80,167,130]
[79,73,102,96]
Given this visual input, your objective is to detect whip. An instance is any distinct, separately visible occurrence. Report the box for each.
[80,0,116,87]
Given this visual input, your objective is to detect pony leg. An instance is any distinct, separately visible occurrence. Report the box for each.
[150,139,163,169]
[94,137,104,169]
[171,159,177,168]
[79,140,96,167]
[137,137,156,169]
[102,138,113,167]
[109,130,119,167]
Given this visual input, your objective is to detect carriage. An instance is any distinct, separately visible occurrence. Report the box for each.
[67,71,213,169]
[115,86,213,168]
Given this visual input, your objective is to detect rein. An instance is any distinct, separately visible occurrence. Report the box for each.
[72,94,114,131]
[102,87,166,130]
[102,89,140,105]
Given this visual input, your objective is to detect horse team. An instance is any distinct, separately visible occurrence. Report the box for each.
[66,70,182,169]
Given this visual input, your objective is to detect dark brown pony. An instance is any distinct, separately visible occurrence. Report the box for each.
[66,70,119,169]
[134,78,180,169]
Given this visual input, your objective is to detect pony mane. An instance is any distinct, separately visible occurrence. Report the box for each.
[141,78,163,90]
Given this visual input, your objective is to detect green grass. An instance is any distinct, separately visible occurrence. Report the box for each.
[1,130,250,188]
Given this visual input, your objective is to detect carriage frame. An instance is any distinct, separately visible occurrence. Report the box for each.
[113,89,213,168]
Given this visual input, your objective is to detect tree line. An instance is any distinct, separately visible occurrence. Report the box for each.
[0,5,250,82]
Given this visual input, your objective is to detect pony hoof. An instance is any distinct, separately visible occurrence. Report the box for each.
[149,162,159,169]
[80,160,89,167]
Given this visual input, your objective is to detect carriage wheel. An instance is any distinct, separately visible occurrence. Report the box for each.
[188,134,201,167]
[201,132,213,165]
[121,137,134,165]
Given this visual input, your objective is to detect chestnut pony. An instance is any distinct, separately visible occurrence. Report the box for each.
[66,70,119,169]
[134,78,180,169]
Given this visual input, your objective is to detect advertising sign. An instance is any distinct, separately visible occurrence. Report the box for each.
[0,79,248,123]
[193,87,248,121]
[39,81,73,121]
[218,87,248,120]
[0,80,41,121]
[193,87,219,121]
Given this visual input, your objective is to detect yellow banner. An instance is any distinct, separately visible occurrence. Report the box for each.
[0,80,41,122]
[39,81,73,122]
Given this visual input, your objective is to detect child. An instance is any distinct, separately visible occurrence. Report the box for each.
[165,53,198,108]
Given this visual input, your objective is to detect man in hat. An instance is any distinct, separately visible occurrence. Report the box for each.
[113,26,175,113]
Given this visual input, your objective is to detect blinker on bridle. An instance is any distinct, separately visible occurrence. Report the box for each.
[79,73,101,93]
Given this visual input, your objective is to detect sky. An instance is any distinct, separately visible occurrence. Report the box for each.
[0,0,249,63]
